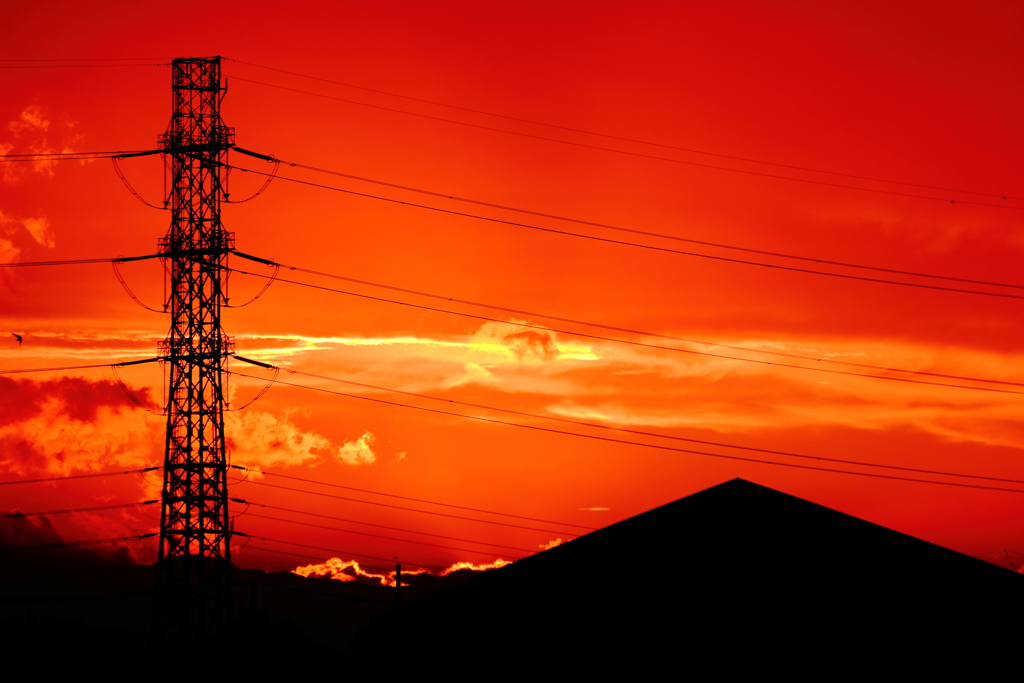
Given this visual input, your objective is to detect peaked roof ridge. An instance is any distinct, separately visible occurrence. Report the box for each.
[499,476,1018,582]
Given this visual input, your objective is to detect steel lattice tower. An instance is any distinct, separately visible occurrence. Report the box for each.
[155,56,235,638]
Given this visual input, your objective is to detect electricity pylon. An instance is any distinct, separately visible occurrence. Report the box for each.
[154,56,235,639]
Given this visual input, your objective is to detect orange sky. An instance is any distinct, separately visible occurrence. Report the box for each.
[3,1,1024,576]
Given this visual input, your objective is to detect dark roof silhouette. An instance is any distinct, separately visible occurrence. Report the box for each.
[351,478,1021,671]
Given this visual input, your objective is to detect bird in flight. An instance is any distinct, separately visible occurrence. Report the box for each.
[12,333,22,347]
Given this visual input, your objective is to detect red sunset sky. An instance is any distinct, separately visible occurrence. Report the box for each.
[2,1,1024,580]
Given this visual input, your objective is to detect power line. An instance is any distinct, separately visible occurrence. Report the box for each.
[0,150,155,162]
[0,57,170,62]
[223,266,1024,396]
[7,249,1018,393]
[234,499,542,554]
[241,545,394,574]
[245,511,524,559]
[232,252,1024,390]
[258,155,1024,291]
[1,257,128,267]
[0,533,157,553]
[0,63,166,69]
[236,361,1024,487]
[1,500,157,518]
[0,357,162,375]
[230,464,594,529]
[0,467,160,486]
[236,532,445,571]
[228,477,586,535]
[227,77,1020,211]
[225,164,1024,300]
[228,58,1022,202]
[225,370,1024,496]
[0,362,124,375]
[0,253,159,268]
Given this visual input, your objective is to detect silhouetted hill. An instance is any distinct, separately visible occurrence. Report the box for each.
[351,478,1022,672]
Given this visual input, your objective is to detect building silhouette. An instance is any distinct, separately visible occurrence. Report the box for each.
[352,478,1021,671]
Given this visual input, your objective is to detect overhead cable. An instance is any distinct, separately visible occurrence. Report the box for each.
[225,165,1024,299]
[0,467,160,486]
[111,259,167,312]
[0,58,169,62]
[0,533,157,553]
[227,77,1020,211]
[223,265,1024,396]
[236,532,445,571]
[260,157,1024,290]
[227,58,1022,202]
[245,511,524,559]
[230,462,594,529]
[0,150,157,163]
[225,262,280,308]
[233,361,1024,486]
[0,63,166,69]
[1,500,158,518]
[226,157,280,203]
[231,251,1024,390]
[111,156,167,209]
[0,357,162,376]
[0,253,160,268]
[242,545,393,575]
[228,476,586,535]
[110,364,165,415]
[234,499,540,554]
[225,370,1024,496]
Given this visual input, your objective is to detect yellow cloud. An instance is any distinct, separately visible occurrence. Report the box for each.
[337,430,377,465]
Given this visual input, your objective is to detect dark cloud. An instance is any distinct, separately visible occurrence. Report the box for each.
[0,376,156,426]
[0,511,137,567]
[0,510,63,549]
[0,376,161,477]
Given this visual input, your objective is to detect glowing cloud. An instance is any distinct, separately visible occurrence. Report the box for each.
[8,105,49,136]
[337,430,377,465]
[225,410,331,470]
[4,105,82,177]
[439,559,513,575]
[292,556,513,585]
[292,557,428,587]
[470,319,598,363]
[225,412,380,470]
[234,327,596,364]
[0,211,55,275]
[0,211,19,269]
[0,377,161,477]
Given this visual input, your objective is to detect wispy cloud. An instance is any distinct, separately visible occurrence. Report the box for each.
[3,105,82,180]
